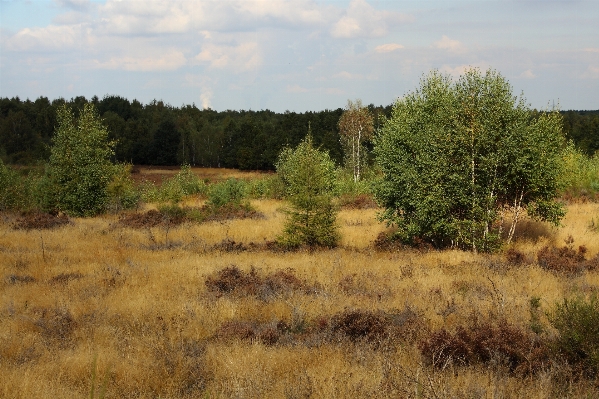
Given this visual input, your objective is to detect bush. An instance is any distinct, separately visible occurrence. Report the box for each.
[106,164,140,212]
[419,320,548,374]
[246,175,285,199]
[537,236,598,274]
[549,295,599,377]
[140,165,207,204]
[207,178,246,208]
[560,142,599,199]
[0,159,25,211]
[374,68,565,251]
[44,104,115,216]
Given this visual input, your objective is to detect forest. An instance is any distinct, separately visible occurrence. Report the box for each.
[1,94,597,169]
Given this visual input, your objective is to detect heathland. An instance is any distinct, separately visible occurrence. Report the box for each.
[2,166,599,398]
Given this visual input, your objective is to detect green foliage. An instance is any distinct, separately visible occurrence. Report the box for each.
[549,295,599,376]
[0,158,23,211]
[207,178,246,208]
[106,164,140,212]
[139,164,206,204]
[374,68,565,251]
[246,175,286,200]
[559,142,599,198]
[44,104,116,216]
[276,136,339,248]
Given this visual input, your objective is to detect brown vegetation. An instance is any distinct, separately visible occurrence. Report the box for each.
[1,194,599,398]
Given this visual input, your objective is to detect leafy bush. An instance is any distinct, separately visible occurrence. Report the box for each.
[0,159,25,211]
[276,136,339,248]
[246,175,285,199]
[374,68,565,251]
[106,164,139,212]
[207,178,246,208]
[560,142,599,199]
[44,104,115,216]
[549,295,599,377]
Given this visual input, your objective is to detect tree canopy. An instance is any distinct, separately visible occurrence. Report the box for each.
[374,68,566,251]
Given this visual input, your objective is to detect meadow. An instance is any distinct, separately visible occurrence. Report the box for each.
[1,167,599,398]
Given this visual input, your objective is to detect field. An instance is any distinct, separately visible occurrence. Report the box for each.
[1,168,599,398]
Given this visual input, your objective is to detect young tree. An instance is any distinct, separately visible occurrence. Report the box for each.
[276,135,339,248]
[338,99,374,182]
[374,68,565,251]
[45,103,115,216]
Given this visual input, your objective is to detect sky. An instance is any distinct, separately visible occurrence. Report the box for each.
[0,0,597,112]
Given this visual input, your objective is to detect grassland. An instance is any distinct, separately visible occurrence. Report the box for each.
[1,168,599,398]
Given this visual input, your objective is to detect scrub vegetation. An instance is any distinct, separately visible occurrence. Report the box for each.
[1,68,599,397]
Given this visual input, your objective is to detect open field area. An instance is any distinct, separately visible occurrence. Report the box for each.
[130,166,272,186]
[2,188,599,397]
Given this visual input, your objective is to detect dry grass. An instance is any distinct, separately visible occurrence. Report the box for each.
[131,165,271,185]
[1,199,599,398]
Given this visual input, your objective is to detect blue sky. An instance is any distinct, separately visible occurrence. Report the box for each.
[1,0,597,112]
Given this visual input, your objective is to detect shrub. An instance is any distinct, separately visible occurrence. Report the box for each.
[559,142,599,200]
[0,159,24,211]
[106,163,140,212]
[276,135,339,248]
[549,295,599,377]
[44,104,115,216]
[207,178,246,208]
[419,320,548,374]
[374,68,565,251]
[246,174,285,199]
[537,236,597,274]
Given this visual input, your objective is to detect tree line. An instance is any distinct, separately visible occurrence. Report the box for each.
[2,95,596,169]
[0,95,390,168]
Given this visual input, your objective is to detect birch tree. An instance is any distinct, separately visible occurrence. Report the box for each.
[374,68,565,251]
[338,99,374,182]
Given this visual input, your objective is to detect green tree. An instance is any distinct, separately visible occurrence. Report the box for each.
[45,103,115,216]
[338,99,374,182]
[374,68,565,251]
[276,135,339,248]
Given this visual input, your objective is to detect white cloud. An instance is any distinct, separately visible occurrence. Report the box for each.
[333,71,362,79]
[5,25,81,51]
[434,35,466,54]
[331,0,413,39]
[94,50,187,71]
[287,84,310,93]
[196,42,262,72]
[439,63,489,77]
[581,65,599,79]
[374,43,404,53]
[520,69,536,79]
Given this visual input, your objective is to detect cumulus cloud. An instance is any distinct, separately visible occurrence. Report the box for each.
[94,50,187,71]
[196,42,262,72]
[374,43,404,53]
[287,84,310,93]
[5,25,82,51]
[520,69,537,79]
[333,71,362,79]
[434,35,466,53]
[331,0,413,39]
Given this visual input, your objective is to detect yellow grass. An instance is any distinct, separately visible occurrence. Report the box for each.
[1,201,599,398]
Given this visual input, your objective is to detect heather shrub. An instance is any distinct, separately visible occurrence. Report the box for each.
[537,236,597,274]
[419,320,549,374]
[549,295,599,377]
